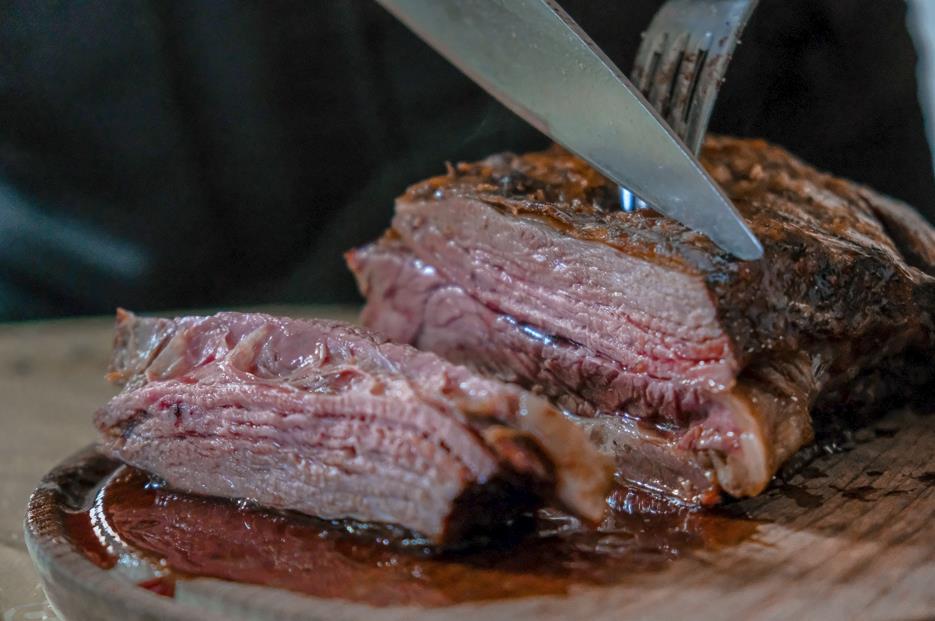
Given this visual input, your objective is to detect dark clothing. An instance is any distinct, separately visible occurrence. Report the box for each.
[1,0,932,320]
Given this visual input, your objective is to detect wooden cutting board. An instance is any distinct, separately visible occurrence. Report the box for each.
[7,309,935,621]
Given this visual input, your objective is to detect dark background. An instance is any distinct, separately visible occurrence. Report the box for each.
[2,0,933,321]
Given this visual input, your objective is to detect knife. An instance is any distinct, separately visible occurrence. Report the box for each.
[375,0,764,260]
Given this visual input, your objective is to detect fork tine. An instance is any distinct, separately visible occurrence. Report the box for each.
[682,50,719,153]
[646,31,690,119]
[682,7,756,152]
[632,31,666,93]
[663,31,712,140]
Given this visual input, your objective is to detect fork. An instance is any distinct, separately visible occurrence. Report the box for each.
[620,0,757,211]
[632,0,759,156]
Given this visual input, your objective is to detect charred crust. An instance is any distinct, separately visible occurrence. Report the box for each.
[400,136,935,370]
[440,474,544,549]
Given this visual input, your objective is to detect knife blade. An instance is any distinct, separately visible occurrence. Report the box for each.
[376,0,764,260]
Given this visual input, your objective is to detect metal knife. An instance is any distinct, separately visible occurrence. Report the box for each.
[375,0,764,260]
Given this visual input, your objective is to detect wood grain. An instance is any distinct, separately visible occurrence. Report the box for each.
[5,307,935,620]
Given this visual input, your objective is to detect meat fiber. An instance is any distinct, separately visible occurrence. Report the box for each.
[95,310,612,544]
[347,136,935,505]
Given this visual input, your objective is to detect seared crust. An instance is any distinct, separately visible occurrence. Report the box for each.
[404,137,935,369]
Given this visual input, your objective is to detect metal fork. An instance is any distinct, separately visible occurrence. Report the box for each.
[620,0,757,211]
[632,0,758,156]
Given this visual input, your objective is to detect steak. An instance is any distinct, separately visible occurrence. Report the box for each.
[347,136,935,505]
[95,310,612,544]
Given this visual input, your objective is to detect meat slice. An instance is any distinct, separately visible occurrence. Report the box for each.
[95,310,612,544]
[347,136,935,505]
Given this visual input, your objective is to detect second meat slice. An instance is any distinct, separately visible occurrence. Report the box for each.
[96,310,611,545]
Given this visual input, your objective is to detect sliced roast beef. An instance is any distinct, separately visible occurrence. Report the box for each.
[95,310,612,544]
[347,136,935,505]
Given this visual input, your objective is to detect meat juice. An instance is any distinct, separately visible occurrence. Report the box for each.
[63,462,759,607]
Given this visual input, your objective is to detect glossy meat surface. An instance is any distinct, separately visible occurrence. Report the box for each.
[348,136,935,503]
[95,310,612,543]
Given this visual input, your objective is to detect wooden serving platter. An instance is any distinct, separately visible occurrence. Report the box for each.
[25,408,935,621]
